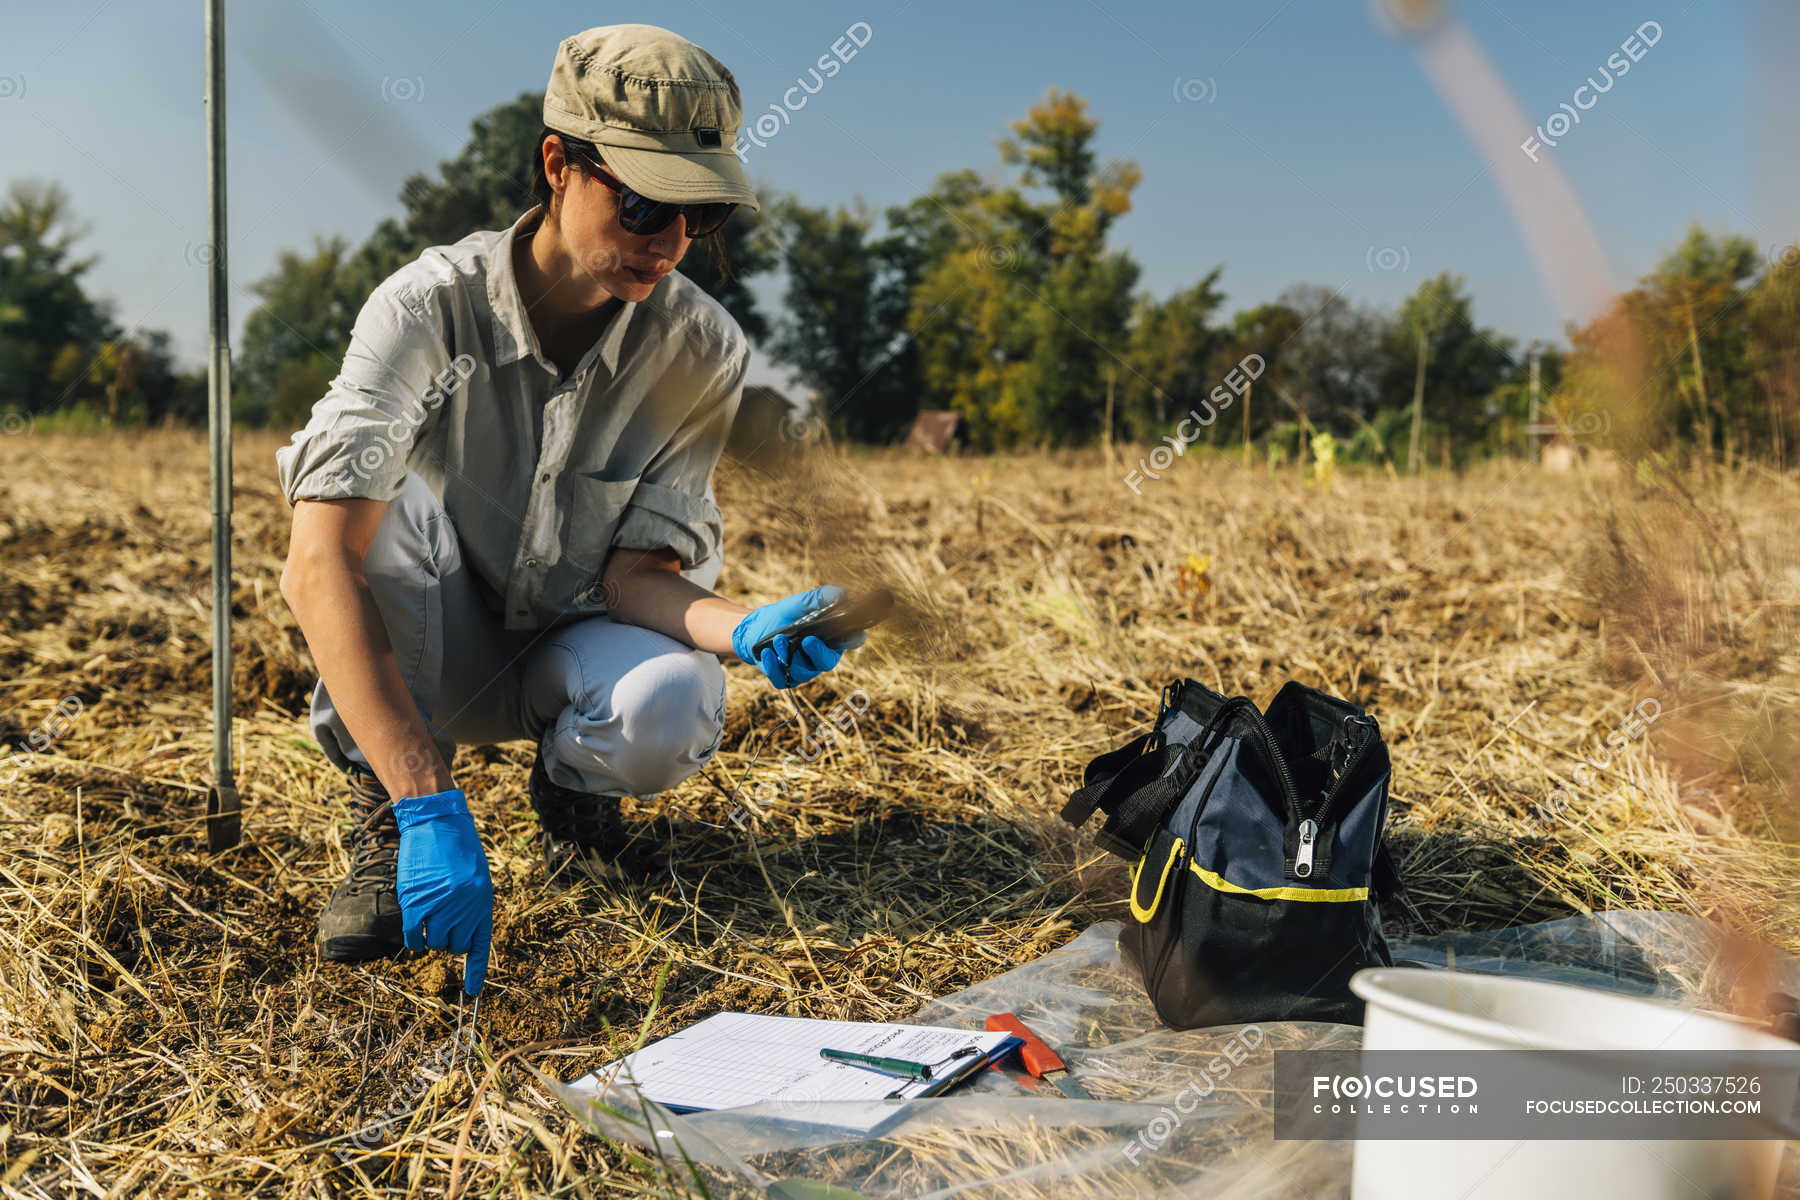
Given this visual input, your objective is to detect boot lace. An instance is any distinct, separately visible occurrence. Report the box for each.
[343,766,400,893]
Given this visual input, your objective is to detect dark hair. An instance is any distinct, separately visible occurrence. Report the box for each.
[528,126,732,282]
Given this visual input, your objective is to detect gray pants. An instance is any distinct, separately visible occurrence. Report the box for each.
[308,472,728,799]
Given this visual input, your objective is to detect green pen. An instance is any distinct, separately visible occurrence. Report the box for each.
[819,1045,978,1081]
[819,1047,931,1079]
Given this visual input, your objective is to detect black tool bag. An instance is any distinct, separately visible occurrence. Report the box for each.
[1061,679,1403,1028]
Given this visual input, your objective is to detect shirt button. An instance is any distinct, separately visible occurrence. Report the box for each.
[525,557,539,568]
[539,473,550,483]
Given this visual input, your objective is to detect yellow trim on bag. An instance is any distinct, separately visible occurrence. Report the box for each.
[1129,835,1185,922]
[1188,860,1369,902]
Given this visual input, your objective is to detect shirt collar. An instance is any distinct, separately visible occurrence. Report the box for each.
[487,205,638,378]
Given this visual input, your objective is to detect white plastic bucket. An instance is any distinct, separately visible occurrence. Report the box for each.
[1348,967,1798,1200]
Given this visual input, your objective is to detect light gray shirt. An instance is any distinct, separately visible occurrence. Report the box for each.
[274,205,749,631]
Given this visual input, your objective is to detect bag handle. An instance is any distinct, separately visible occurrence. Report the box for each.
[1093,695,1256,859]
[1059,730,1167,828]
[1091,752,1184,858]
[1060,680,1197,828]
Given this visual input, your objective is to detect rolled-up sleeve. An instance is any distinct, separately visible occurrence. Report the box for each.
[273,282,452,506]
[610,334,747,569]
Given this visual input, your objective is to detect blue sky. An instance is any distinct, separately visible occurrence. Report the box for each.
[3,0,1788,395]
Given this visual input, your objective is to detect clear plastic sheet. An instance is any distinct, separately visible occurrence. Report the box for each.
[554,912,1800,1198]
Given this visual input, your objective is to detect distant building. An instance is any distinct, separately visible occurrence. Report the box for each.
[905,410,966,453]
[727,384,797,459]
[1538,434,1619,477]
[1540,435,1578,472]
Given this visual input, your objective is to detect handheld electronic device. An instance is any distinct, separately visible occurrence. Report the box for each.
[750,588,895,662]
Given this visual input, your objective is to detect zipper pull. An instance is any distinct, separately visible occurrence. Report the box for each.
[1295,819,1317,878]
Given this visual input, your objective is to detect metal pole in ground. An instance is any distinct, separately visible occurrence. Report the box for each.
[204,0,241,851]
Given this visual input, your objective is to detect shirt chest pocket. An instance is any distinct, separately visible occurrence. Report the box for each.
[566,471,642,605]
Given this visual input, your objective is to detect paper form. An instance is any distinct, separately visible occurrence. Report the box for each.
[571,1011,1019,1113]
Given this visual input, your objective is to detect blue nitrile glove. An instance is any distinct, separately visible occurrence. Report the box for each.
[393,787,494,996]
[731,585,868,690]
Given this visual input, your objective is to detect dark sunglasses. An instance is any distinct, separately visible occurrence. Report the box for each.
[564,146,737,239]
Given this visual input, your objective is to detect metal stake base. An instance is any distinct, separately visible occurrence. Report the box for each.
[207,779,241,851]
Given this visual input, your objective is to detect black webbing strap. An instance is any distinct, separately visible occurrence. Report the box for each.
[1061,681,1193,829]
[1094,766,1187,859]
[1372,839,1406,901]
[1090,696,1258,861]
[1059,731,1163,828]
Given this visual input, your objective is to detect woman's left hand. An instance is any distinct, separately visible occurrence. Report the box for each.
[731,585,867,689]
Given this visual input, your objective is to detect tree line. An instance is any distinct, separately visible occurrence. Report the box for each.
[3,88,1794,466]
[0,181,207,430]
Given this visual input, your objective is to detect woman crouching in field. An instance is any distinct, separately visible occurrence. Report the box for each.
[273,24,864,997]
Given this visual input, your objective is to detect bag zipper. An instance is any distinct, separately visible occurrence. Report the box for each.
[1294,818,1318,878]
[1237,705,1303,823]
[1240,705,1378,878]
[1295,714,1381,878]
[1137,696,1382,918]
[1308,714,1379,828]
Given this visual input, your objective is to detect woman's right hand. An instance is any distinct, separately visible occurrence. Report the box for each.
[393,787,494,995]
[730,585,867,689]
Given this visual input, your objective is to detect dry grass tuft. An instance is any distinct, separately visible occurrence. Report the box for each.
[0,431,1793,1196]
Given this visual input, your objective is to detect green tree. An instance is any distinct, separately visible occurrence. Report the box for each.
[237,237,361,429]
[1745,247,1800,466]
[1634,225,1759,460]
[1024,231,1140,444]
[882,170,993,290]
[1212,302,1303,450]
[1388,272,1514,467]
[0,181,116,415]
[1274,285,1395,431]
[51,330,205,428]
[1565,225,1761,458]
[997,86,1097,205]
[131,330,208,427]
[901,172,1038,448]
[1005,90,1142,444]
[764,196,920,442]
[904,89,1142,447]
[1117,269,1227,441]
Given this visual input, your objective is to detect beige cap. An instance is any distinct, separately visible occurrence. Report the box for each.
[543,24,760,212]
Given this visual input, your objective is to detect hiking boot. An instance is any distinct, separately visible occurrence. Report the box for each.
[528,749,627,860]
[317,763,405,962]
